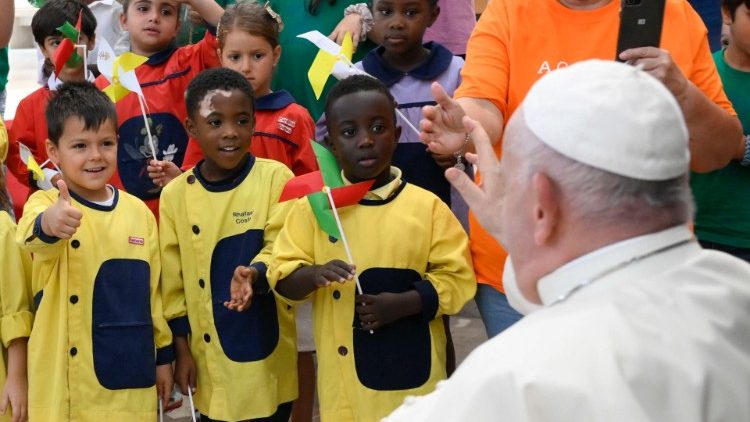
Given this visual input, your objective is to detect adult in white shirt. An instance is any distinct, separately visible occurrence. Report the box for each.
[385,60,750,422]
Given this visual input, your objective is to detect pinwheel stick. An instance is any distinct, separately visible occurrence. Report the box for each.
[323,185,363,295]
[323,186,374,334]
[75,44,88,77]
[187,387,197,422]
[137,95,158,159]
[158,399,163,422]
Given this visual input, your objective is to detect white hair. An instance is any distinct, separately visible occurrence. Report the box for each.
[503,112,694,228]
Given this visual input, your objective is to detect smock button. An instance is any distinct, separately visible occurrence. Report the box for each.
[332,290,341,300]
[192,225,200,234]
[69,295,78,304]
[204,333,211,343]
[199,279,205,288]
[71,239,80,248]
[70,347,78,356]
[338,346,348,356]
[187,175,196,184]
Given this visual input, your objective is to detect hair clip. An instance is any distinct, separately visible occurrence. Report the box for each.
[264,1,284,32]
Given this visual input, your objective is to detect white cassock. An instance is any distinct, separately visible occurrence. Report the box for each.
[384,226,750,422]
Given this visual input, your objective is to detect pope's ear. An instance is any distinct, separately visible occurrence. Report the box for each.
[531,172,560,246]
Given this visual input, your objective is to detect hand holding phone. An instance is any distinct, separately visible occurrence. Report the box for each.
[615,0,666,61]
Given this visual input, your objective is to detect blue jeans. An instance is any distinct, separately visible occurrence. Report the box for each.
[474,283,522,338]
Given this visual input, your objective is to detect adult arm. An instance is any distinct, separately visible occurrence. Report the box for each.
[620,46,744,172]
[0,0,14,48]
[420,83,504,154]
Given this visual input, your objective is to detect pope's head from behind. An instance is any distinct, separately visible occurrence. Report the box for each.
[456,60,693,313]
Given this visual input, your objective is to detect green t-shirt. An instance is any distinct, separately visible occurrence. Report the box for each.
[269,1,375,120]
[0,48,8,92]
[690,50,750,247]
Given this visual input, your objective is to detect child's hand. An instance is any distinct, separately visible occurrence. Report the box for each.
[355,291,421,331]
[147,160,182,187]
[329,13,364,50]
[0,370,28,422]
[315,260,356,287]
[41,180,83,239]
[224,266,257,312]
[174,337,197,397]
[156,364,175,412]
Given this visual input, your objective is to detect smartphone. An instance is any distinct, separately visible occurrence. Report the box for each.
[615,0,667,61]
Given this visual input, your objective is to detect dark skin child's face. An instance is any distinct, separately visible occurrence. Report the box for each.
[372,0,439,71]
[326,90,401,189]
[185,88,254,182]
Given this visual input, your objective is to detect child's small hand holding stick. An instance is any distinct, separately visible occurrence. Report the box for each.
[147,160,182,187]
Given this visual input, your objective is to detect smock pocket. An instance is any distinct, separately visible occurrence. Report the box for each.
[92,259,156,389]
[211,230,279,362]
[353,268,432,391]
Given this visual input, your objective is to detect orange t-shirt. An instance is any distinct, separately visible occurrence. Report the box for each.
[455,0,735,293]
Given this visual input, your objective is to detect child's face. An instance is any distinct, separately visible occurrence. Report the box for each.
[185,89,254,181]
[723,3,750,59]
[326,90,400,188]
[46,117,118,202]
[39,33,95,82]
[219,31,281,98]
[121,0,181,56]
[372,0,438,56]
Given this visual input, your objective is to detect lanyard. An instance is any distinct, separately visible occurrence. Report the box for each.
[548,238,694,306]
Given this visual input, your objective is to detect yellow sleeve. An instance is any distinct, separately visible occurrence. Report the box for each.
[147,211,173,364]
[268,199,317,305]
[15,190,67,260]
[250,166,295,288]
[423,200,476,318]
[158,188,189,338]
[0,212,33,347]
[0,116,8,161]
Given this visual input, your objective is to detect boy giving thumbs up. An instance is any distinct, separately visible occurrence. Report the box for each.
[15,82,176,421]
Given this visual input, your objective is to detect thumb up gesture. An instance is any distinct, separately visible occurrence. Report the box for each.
[41,180,83,239]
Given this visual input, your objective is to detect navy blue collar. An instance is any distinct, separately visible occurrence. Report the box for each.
[68,186,119,212]
[256,90,295,111]
[145,40,178,66]
[194,154,256,193]
[361,42,454,87]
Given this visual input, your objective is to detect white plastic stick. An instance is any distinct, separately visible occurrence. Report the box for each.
[137,95,158,159]
[395,108,421,139]
[187,387,197,422]
[323,186,375,334]
[323,186,363,295]
[158,399,164,422]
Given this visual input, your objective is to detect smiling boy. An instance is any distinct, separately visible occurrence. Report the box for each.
[16,82,173,421]
[268,75,476,422]
[159,68,298,421]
